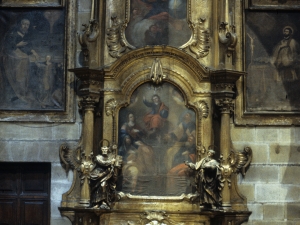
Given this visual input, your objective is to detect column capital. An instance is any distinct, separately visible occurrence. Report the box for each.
[70,68,104,110]
[215,97,234,114]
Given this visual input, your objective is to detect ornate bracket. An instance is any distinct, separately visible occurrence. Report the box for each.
[105,98,120,143]
[59,143,94,192]
[150,58,166,85]
[78,19,100,67]
[127,211,183,225]
[59,143,83,174]
[219,147,252,189]
[180,18,210,58]
[107,16,135,58]
[218,22,237,58]
[229,147,253,177]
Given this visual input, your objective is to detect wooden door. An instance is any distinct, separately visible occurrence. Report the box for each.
[0,163,50,225]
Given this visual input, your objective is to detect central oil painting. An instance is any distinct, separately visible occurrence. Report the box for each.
[126,0,191,48]
[118,82,196,196]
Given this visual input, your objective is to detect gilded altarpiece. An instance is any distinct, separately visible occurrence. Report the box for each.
[59,0,252,224]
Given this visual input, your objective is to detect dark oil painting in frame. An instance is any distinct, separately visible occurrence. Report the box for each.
[245,11,300,112]
[0,9,65,111]
[0,0,63,7]
[248,0,300,9]
[117,82,196,196]
[125,0,191,48]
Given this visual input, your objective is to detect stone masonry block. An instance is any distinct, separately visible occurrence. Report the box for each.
[231,126,255,142]
[263,204,285,220]
[243,166,279,183]
[247,204,263,221]
[51,163,74,182]
[0,141,12,161]
[51,218,72,225]
[51,200,63,218]
[38,140,77,162]
[280,166,300,185]
[238,184,255,202]
[52,123,81,140]
[278,128,296,144]
[286,203,300,220]
[51,182,72,202]
[270,144,300,163]
[256,184,300,202]
[256,128,278,142]
[294,127,300,144]
[0,123,53,141]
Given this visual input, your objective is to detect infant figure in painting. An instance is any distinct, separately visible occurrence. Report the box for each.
[89,143,122,210]
[185,148,222,210]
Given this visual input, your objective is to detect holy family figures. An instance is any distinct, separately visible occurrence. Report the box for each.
[89,142,123,210]
[185,149,223,209]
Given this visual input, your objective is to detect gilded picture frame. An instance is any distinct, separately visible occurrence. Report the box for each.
[235,7,300,125]
[0,0,75,122]
[0,0,64,7]
[245,0,300,10]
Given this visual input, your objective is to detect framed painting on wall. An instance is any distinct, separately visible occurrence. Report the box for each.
[0,0,64,7]
[246,0,300,10]
[0,2,76,122]
[235,9,300,125]
[125,0,192,48]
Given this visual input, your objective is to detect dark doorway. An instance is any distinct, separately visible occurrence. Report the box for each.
[0,162,50,225]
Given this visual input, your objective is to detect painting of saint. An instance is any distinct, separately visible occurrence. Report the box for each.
[249,0,300,8]
[0,9,65,111]
[118,83,196,196]
[245,11,300,112]
[126,0,191,48]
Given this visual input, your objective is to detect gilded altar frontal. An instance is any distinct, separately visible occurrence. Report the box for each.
[0,0,299,225]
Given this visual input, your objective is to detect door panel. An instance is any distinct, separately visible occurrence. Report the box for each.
[0,163,50,225]
[0,199,17,225]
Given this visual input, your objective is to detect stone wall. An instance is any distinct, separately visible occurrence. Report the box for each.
[232,125,300,224]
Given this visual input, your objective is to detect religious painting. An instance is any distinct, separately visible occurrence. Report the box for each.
[0,9,65,111]
[118,82,196,196]
[247,0,300,9]
[125,0,191,48]
[0,0,63,7]
[245,11,300,112]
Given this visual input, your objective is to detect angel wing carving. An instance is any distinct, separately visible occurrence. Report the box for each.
[228,147,252,176]
[59,144,82,173]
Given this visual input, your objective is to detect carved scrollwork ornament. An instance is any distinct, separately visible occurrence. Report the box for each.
[218,155,233,189]
[107,16,135,58]
[59,144,82,174]
[194,100,209,118]
[127,211,183,225]
[78,19,99,66]
[180,18,210,58]
[150,58,166,85]
[218,22,238,58]
[105,98,118,117]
